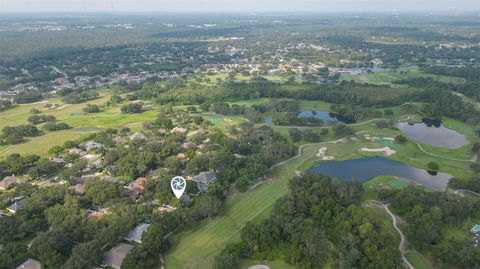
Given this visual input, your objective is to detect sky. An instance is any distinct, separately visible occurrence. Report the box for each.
[0,0,479,13]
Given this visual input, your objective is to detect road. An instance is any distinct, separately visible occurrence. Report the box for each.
[365,200,414,269]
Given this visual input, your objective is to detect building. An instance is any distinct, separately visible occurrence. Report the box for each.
[15,259,41,269]
[124,223,151,243]
[129,132,147,141]
[113,136,128,144]
[125,177,147,200]
[7,198,27,213]
[0,176,28,191]
[83,141,105,151]
[171,126,188,134]
[192,171,217,193]
[101,243,134,269]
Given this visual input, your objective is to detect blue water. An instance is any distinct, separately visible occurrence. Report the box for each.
[397,122,469,149]
[308,156,451,191]
[265,111,345,125]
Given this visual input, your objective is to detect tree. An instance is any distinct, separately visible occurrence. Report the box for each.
[472,143,480,154]
[83,104,101,113]
[333,125,355,137]
[121,103,143,114]
[302,129,320,142]
[0,100,12,111]
[84,180,122,205]
[121,247,158,269]
[289,128,303,142]
[384,108,394,117]
[395,135,408,144]
[141,224,170,252]
[428,162,439,172]
[191,194,222,219]
[30,108,41,114]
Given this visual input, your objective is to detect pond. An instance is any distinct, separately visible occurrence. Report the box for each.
[308,156,451,191]
[265,111,346,125]
[397,120,469,149]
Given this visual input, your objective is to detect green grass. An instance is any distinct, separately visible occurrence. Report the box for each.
[165,143,323,269]
[200,113,247,129]
[0,90,162,157]
[363,176,411,191]
[343,68,465,86]
[405,251,433,269]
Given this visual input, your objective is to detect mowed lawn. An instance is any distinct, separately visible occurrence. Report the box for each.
[405,251,433,269]
[0,91,158,157]
[165,143,323,269]
[343,69,465,85]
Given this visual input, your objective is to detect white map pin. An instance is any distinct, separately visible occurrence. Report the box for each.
[171,176,186,199]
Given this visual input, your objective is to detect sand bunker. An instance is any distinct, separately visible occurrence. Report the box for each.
[361,147,396,156]
[224,118,232,122]
[322,156,335,160]
[382,137,395,141]
[317,147,327,157]
[248,266,270,269]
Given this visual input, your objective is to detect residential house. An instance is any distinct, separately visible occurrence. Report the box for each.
[192,171,217,193]
[125,177,146,200]
[113,136,127,145]
[15,258,41,269]
[101,243,134,269]
[7,198,27,214]
[71,184,85,195]
[124,223,151,243]
[129,132,147,141]
[83,141,105,151]
[171,126,188,134]
[0,176,28,191]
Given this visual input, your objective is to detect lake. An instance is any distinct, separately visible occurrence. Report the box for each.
[265,111,346,125]
[397,121,469,149]
[308,156,451,191]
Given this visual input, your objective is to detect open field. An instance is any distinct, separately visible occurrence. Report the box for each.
[363,175,412,191]
[0,90,159,157]
[405,251,433,269]
[343,68,465,85]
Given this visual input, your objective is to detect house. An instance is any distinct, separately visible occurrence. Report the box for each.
[124,223,151,243]
[50,157,66,165]
[113,136,127,145]
[103,175,124,185]
[129,132,147,141]
[0,176,28,190]
[71,184,85,195]
[15,258,42,269]
[125,177,147,200]
[87,207,110,220]
[171,126,188,134]
[83,141,104,151]
[7,198,27,213]
[158,128,167,135]
[69,148,87,157]
[192,171,217,193]
[157,205,177,213]
[101,243,134,269]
